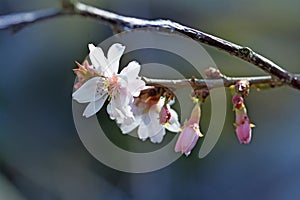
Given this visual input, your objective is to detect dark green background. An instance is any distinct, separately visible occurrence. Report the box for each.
[0,0,300,199]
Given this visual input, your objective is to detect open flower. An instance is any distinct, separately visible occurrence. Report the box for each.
[72,43,145,121]
[175,104,203,156]
[232,94,254,144]
[120,90,180,143]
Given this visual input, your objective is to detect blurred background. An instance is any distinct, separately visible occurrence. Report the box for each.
[0,0,300,199]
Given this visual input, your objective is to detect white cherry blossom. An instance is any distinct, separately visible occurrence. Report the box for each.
[121,97,181,143]
[72,43,145,121]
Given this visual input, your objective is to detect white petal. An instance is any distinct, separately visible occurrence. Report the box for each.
[137,106,163,140]
[88,44,110,75]
[107,93,134,124]
[83,94,108,117]
[118,88,132,105]
[166,121,181,132]
[107,101,121,120]
[137,125,149,140]
[165,109,181,132]
[150,128,166,143]
[120,61,141,81]
[120,117,141,134]
[115,76,129,91]
[107,43,125,75]
[157,97,165,108]
[127,79,146,97]
[137,115,151,140]
[72,77,101,103]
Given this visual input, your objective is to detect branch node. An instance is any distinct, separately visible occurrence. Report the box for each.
[238,47,254,59]
[60,0,76,14]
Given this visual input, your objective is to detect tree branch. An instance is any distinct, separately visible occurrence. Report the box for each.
[143,74,286,91]
[0,8,64,32]
[1,1,299,90]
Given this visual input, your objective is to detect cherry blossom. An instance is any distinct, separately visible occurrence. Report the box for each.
[72,43,145,121]
[120,91,180,143]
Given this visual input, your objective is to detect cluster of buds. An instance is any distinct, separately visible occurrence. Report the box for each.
[73,61,98,89]
[232,81,255,144]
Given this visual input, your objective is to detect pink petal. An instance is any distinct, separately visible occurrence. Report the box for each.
[189,104,201,124]
[236,120,252,144]
[175,126,199,155]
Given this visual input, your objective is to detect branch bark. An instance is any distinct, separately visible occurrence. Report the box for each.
[143,75,285,91]
[1,1,299,90]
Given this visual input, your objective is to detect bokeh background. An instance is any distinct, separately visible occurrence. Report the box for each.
[1,0,300,199]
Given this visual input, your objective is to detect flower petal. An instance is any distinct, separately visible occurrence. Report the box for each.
[120,117,141,134]
[118,87,133,105]
[72,77,101,103]
[127,79,146,97]
[120,61,141,81]
[107,91,135,124]
[175,126,199,155]
[150,128,166,143]
[83,93,108,117]
[236,120,252,144]
[165,109,181,132]
[137,115,151,140]
[107,43,125,75]
[137,105,164,141]
[88,44,110,76]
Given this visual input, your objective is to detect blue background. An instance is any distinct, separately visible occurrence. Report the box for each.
[0,0,300,199]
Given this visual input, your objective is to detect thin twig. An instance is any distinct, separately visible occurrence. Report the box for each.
[143,75,286,90]
[1,1,299,90]
[0,8,64,32]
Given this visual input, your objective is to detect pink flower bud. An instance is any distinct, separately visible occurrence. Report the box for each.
[232,94,244,110]
[159,104,171,124]
[235,110,252,144]
[232,94,254,144]
[175,104,203,156]
[73,61,98,89]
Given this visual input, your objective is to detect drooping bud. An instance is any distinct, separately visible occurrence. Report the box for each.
[234,108,253,144]
[232,94,244,110]
[175,104,203,156]
[232,94,254,144]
